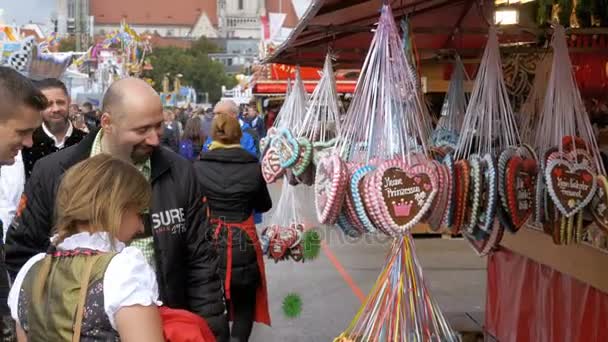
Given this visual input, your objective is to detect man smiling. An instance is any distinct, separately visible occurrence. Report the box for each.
[6,78,229,340]
[21,79,87,179]
[0,66,48,341]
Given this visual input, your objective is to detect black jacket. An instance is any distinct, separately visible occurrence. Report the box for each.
[5,132,228,338]
[194,148,272,286]
[21,125,87,179]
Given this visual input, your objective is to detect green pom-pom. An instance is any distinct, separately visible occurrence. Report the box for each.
[282,293,302,318]
[302,230,322,261]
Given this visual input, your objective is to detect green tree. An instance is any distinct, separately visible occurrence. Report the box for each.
[144,37,237,104]
[58,36,76,52]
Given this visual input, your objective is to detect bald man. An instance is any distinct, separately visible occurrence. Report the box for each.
[5,78,229,339]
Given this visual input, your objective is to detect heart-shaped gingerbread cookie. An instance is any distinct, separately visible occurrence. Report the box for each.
[505,156,538,231]
[273,128,300,168]
[545,159,597,217]
[314,154,348,224]
[373,159,438,234]
[261,146,284,183]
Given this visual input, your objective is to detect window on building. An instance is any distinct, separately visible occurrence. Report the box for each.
[238,0,244,10]
[166,29,174,37]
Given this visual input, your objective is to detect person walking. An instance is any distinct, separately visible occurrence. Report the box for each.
[0,66,48,341]
[194,114,272,342]
[5,78,228,340]
[8,154,164,341]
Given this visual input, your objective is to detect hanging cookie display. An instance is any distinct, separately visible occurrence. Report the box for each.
[332,5,457,341]
[453,26,532,251]
[533,25,606,246]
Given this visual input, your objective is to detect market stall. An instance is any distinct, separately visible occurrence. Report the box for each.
[264,0,608,340]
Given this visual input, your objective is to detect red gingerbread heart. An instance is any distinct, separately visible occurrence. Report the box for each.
[505,156,538,231]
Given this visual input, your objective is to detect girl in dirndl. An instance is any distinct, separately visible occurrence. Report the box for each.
[8,154,164,341]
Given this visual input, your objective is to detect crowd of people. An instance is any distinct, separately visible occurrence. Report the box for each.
[0,65,273,342]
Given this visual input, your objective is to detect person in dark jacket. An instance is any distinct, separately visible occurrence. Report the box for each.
[21,78,87,180]
[5,78,229,340]
[0,66,48,342]
[194,113,272,342]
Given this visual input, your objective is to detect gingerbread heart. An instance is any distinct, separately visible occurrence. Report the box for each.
[362,170,392,235]
[505,156,538,231]
[314,154,348,224]
[498,147,517,215]
[452,159,470,234]
[545,159,597,217]
[342,164,368,234]
[373,160,438,234]
[351,165,378,234]
[292,137,313,177]
[591,175,608,233]
[477,153,497,236]
[261,146,284,183]
[463,156,482,234]
[428,161,450,231]
[273,128,300,168]
[442,154,457,228]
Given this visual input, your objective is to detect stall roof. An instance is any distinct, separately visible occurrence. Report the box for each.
[265,0,538,68]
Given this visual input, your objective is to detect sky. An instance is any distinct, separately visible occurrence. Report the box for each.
[0,0,54,25]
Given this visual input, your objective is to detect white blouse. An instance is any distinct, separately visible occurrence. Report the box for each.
[7,232,161,330]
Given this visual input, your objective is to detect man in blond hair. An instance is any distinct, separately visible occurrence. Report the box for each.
[6,78,229,340]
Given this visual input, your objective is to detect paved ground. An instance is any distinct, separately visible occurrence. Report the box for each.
[249,183,487,341]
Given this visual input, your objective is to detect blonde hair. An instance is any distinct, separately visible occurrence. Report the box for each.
[53,154,151,246]
[211,113,242,145]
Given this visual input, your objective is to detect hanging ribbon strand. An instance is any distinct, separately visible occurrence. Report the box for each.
[335,4,430,164]
[432,55,469,149]
[455,26,521,160]
[298,53,342,144]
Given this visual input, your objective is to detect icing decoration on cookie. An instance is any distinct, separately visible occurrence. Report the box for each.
[373,159,438,235]
[545,158,597,217]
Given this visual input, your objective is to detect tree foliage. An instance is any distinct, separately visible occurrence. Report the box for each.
[144,37,237,104]
[58,36,76,52]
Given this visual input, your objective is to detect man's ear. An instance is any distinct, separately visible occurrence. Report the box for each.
[100,112,113,132]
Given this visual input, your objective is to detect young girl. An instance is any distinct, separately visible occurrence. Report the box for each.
[8,154,164,341]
